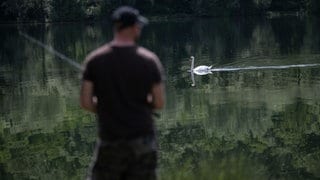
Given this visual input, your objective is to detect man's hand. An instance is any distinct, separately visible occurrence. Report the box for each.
[149,82,165,109]
[80,80,97,113]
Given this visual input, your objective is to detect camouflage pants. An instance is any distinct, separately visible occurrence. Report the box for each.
[87,136,158,180]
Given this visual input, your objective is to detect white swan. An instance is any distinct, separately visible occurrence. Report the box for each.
[190,56,212,75]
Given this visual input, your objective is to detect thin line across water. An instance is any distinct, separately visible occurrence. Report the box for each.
[19,32,82,71]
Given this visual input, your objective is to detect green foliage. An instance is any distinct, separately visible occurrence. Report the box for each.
[0,0,47,21]
[306,0,320,15]
[49,0,85,21]
[269,0,305,11]
[0,0,320,22]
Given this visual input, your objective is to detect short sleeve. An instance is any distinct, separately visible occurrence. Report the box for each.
[150,57,165,84]
[82,58,95,82]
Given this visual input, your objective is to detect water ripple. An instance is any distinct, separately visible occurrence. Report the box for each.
[211,63,320,72]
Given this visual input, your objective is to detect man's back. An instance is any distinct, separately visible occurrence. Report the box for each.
[83,44,163,141]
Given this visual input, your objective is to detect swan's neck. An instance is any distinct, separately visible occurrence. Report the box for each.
[191,58,194,70]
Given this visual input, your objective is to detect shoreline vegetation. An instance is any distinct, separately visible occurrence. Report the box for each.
[0,0,319,24]
[0,11,315,25]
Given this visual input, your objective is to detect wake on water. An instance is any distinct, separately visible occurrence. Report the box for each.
[211,63,320,72]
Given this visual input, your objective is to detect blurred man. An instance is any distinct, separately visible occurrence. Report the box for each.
[80,6,165,180]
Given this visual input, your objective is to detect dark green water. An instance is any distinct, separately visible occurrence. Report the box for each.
[1,17,320,179]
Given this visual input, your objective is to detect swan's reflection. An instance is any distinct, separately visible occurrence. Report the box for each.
[190,69,213,87]
[191,70,195,86]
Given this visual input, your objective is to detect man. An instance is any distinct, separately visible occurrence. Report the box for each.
[80,6,165,180]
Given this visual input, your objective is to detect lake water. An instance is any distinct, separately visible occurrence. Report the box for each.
[1,17,320,179]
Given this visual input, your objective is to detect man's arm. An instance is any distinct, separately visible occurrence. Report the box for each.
[80,80,97,113]
[150,82,165,110]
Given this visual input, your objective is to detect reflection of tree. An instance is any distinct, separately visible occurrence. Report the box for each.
[159,97,320,179]
[271,17,306,54]
[305,18,320,53]
[264,98,320,178]
[0,110,96,179]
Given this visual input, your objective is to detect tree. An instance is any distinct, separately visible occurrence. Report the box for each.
[0,0,47,21]
[307,0,320,15]
[49,0,85,21]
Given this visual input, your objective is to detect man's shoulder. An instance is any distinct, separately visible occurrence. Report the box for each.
[84,44,112,64]
[137,46,163,75]
[136,46,159,61]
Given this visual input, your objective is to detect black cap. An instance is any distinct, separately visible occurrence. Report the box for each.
[111,6,149,30]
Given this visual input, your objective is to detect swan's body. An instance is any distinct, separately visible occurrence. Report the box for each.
[190,56,212,75]
[193,65,213,75]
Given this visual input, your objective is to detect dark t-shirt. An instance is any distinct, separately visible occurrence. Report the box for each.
[82,44,164,141]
